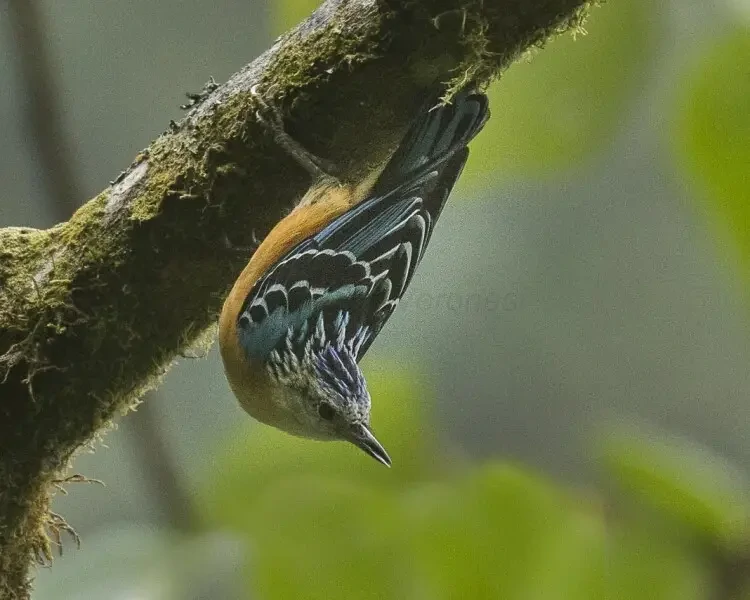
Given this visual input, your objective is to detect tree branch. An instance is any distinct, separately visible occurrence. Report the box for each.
[0,0,591,597]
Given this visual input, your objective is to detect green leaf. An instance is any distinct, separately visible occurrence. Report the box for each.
[403,464,605,600]
[673,28,750,282]
[521,510,606,600]
[606,521,710,600]
[602,428,750,549]
[466,0,654,181]
[249,476,411,600]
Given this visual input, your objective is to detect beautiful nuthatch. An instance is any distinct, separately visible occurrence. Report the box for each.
[219,84,489,466]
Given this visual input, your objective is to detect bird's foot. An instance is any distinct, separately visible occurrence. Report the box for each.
[251,84,342,185]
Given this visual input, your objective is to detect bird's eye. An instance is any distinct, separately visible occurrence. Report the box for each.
[318,403,336,421]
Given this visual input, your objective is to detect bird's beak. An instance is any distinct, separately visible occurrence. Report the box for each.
[347,424,392,467]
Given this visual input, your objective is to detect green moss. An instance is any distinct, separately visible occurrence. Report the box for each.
[443,0,597,98]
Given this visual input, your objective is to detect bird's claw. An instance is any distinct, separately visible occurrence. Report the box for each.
[250,83,342,182]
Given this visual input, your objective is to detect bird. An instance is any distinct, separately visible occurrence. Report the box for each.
[219,84,489,467]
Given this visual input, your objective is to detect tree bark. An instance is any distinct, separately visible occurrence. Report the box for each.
[0,0,591,597]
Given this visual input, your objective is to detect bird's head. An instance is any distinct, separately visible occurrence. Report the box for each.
[266,340,391,467]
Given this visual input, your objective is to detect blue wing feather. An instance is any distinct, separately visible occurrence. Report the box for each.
[238,88,489,362]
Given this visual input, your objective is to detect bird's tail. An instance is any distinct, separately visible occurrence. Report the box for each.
[371,86,489,196]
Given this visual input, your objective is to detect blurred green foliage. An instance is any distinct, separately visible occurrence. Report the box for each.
[188,4,750,600]
[674,27,750,287]
[196,362,749,600]
[603,428,750,550]
[468,0,654,181]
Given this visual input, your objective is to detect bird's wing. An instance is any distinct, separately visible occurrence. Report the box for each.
[238,89,489,362]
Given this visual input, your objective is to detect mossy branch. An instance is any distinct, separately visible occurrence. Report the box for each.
[0,0,591,597]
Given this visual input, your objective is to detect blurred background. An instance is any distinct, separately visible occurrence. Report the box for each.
[1,0,749,598]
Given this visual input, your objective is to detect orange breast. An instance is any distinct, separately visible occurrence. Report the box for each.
[218,182,360,427]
